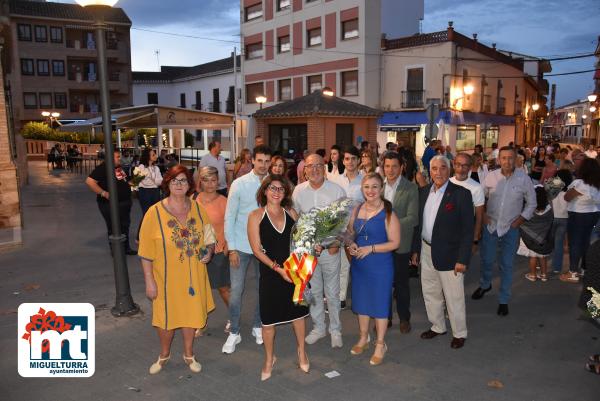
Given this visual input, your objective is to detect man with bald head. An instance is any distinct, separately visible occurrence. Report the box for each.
[293,153,347,348]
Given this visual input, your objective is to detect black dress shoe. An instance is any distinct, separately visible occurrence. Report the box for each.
[471,285,492,300]
[451,337,466,349]
[340,301,347,310]
[420,329,447,339]
[497,304,509,316]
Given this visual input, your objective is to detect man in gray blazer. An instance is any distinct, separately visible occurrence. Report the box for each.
[383,151,419,333]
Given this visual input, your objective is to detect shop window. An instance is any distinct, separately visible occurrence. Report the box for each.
[456,125,477,151]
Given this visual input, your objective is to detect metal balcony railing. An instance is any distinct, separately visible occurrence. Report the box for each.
[401,90,425,109]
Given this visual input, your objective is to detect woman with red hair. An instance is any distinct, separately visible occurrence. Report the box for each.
[138,164,216,375]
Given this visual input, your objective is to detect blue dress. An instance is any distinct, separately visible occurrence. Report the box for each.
[351,208,394,319]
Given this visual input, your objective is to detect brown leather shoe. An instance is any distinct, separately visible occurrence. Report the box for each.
[451,337,466,349]
[420,329,447,339]
[399,320,411,334]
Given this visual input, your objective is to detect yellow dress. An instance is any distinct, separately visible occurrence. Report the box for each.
[139,200,216,330]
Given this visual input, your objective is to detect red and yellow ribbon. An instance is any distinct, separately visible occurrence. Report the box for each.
[284,253,317,305]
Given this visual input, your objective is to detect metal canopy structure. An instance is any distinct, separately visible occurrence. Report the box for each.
[59,104,235,155]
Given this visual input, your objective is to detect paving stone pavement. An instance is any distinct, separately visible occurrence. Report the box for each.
[0,161,598,401]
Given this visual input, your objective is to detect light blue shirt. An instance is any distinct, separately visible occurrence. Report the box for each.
[333,171,364,202]
[224,170,263,254]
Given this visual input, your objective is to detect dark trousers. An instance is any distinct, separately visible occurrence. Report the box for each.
[137,187,161,240]
[138,187,161,217]
[98,200,132,251]
[392,252,411,322]
[567,211,600,272]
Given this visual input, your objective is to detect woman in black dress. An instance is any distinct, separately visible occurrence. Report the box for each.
[530,146,546,183]
[248,174,309,381]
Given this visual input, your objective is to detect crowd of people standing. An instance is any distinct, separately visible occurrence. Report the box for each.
[85,135,600,378]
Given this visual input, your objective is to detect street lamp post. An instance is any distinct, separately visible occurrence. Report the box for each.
[532,103,540,142]
[76,0,138,317]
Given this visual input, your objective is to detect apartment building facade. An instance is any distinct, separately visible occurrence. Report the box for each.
[379,24,549,155]
[6,0,132,132]
[240,0,423,150]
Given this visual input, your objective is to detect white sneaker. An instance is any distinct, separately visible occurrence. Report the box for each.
[252,327,263,345]
[331,333,343,348]
[305,329,326,345]
[222,333,241,354]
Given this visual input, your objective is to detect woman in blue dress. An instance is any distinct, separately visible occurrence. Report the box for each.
[347,172,400,366]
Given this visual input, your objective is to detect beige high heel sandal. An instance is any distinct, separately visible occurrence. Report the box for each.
[261,357,277,381]
[297,350,310,373]
[369,341,388,366]
[350,333,371,355]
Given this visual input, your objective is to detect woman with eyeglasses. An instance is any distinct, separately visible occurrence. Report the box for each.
[247,174,309,381]
[138,165,216,375]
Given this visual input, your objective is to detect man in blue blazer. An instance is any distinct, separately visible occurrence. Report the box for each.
[413,155,474,349]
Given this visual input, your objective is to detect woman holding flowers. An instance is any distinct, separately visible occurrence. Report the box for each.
[347,172,400,365]
[247,174,309,381]
[139,165,216,375]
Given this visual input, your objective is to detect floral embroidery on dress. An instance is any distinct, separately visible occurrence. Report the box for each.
[168,217,206,262]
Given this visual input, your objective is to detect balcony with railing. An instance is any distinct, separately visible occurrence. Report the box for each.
[209,101,221,113]
[225,100,235,114]
[401,90,425,109]
[497,97,506,114]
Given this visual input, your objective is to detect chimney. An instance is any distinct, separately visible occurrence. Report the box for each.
[447,21,454,40]
[492,43,497,50]
[472,33,478,42]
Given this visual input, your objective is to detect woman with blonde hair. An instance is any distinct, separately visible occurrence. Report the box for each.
[347,172,400,365]
[194,166,231,333]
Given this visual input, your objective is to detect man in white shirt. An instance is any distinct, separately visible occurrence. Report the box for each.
[472,147,536,317]
[222,146,272,354]
[293,154,346,348]
[199,141,228,196]
[331,146,364,309]
[450,153,485,244]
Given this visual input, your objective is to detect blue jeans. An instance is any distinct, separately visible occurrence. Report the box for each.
[480,227,520,304]
[551,218,568,272]
[567,211,600,273]
[228,251,261,335]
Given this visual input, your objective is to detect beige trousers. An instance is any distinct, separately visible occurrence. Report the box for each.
[420,242,468,338]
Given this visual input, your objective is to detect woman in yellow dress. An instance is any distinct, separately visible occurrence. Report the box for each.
[139,164,216,374]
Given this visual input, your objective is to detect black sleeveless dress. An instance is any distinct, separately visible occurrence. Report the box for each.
[259,209,309,326]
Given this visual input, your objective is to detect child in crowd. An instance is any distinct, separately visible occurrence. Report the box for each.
[517,186,554,282]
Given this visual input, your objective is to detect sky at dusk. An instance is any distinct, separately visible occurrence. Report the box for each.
[54,0,599,107]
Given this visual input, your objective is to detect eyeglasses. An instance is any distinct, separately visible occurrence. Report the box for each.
[170,178,189,186]
[268,185,285,193]
[304,164,324,170]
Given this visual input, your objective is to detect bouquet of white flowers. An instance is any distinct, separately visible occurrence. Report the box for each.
[130,166,148,191]
[543,176,565,201]
[285,197,356,305]
[587,287,600,320]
